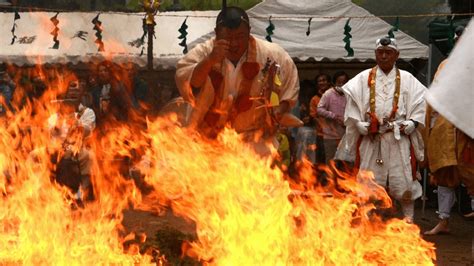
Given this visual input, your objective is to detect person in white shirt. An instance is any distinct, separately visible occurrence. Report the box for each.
[48,80,96,202]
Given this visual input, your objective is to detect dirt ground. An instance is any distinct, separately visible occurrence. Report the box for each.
[416,208,473,266]
[122,201,474,265]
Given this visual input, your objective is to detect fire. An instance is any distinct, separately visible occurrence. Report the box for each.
[134,120,436,265]
[0,69,153,264]
[0,64,435,264]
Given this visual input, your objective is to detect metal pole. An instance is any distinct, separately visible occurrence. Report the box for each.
[422,168,428,217]
[426,43,433,86]
[421,43,433,218]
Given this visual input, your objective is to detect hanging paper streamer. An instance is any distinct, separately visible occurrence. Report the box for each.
[92,13,105,52]
[265,16,274,42]
[178,17,189,54]
[306,17,312,36]
[387,17,400,38]
[10,10,20,45]
[343,19,354,57]
[50,12,60,49]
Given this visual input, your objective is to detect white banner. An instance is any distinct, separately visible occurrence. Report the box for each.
[426,18,474,138]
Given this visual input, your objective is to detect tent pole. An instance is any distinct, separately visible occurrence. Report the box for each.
[144,0,159,71]
[426,43,433,86]
[421,43,433,218]
[147,23,154,71]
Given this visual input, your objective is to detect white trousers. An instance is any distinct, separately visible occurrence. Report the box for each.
[437,186,456,219]
[401,200,415,221]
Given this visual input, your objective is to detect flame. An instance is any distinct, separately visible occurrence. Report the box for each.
[131,120,436,265]
[0,63,436,265]
[0,67,153,264]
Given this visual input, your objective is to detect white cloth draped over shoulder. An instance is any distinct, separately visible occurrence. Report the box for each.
[336,66,426,201]
[175,36,299,134]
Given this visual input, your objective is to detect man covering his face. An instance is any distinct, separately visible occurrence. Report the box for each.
[175,6,300,155]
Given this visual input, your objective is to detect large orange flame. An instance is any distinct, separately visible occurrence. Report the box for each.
[133,118,436,265]
[0,64,435,264]
[0,69,153,264]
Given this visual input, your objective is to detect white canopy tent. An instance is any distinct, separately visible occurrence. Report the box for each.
[0,1,429,70]
[0,10,217,69]
[191,0,429,63]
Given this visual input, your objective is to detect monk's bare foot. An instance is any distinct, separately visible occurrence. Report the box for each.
[424,219,450,235]
[464,212,474,218]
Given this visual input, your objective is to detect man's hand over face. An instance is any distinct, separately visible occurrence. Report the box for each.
[209,39,230,64]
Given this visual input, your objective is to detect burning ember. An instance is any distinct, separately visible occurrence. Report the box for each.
[0,66,435,265]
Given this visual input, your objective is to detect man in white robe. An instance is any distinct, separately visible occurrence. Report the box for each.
[175,6,299,155]
[336,37,426,222]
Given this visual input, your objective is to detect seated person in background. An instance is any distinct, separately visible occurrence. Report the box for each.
[25,72,48,104]
[89,61,135,124]
[48,80,96,202]
[0,69,16,114]
[129,65,150,111]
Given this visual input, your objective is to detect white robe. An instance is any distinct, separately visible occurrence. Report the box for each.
[175,36,299,134]
[336,67,426,201]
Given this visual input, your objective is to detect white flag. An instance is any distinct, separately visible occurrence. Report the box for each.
[425,18,474,138]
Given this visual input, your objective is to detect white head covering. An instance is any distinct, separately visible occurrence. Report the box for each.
[375,37,398,51]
